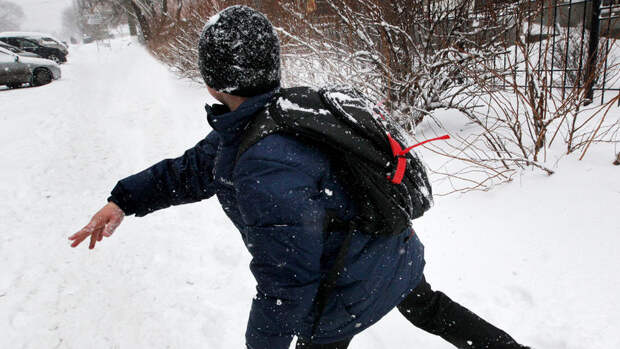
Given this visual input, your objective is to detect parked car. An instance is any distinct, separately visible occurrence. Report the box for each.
[0,32,68,64]
[0,32,68,51]
[0,41,42,58]
[0,47,61,88]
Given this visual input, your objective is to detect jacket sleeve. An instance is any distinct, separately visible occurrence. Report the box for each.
[108,131,219,217]
[234,136,328,349]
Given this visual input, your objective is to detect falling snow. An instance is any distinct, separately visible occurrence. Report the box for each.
[0,36,618,349]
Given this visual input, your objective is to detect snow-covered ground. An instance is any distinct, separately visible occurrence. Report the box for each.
[0,39,618,349]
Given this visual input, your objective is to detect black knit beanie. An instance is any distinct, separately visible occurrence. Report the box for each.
[198,6,281,97]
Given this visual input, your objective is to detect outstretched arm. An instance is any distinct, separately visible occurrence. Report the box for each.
[69,131,219,249]
[108,131,220,217]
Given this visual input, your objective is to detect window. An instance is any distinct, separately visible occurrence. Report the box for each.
[16,39,37,50]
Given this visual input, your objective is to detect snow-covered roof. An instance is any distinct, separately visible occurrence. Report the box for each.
[0,31,49,37]
[0,32,63,43]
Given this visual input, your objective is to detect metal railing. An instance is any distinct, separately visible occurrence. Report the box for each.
[488,0,620,105]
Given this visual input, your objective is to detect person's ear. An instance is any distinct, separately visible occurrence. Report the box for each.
[207,86,226,104]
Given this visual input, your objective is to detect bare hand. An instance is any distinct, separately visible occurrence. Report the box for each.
[69,202,125,249]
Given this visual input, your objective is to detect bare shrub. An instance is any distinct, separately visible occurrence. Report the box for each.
[133,1,516,130]
[144,0,220,81]
[274,0,518,131]
[418,1,620,194]
[121,0,619,194]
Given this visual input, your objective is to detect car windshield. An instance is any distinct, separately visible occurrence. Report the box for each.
[29,37,61,46]
[25,37,43,44]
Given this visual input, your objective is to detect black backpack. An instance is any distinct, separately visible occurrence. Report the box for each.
[238,86,441,236]
[237,86,447,337]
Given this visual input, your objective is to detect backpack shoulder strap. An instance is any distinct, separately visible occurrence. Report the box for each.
[236,104,282,161]
[236,86,328,161]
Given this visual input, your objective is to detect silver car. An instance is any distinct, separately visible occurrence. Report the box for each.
[0,46,61,88]
[0,41,42,58]
[0,32,69,55]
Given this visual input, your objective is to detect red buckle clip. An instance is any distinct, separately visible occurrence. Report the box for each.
[386,134,450,184]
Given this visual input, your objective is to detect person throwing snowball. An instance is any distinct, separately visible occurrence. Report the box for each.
[70,5,530,349]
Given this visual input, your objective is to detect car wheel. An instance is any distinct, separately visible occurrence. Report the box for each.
[32,69,53,86]
[49,55,61,64]
[7,83,22,89]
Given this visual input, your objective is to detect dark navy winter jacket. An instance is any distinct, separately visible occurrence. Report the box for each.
[109,90,426,348]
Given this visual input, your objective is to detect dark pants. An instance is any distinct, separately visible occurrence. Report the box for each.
[297,276,527,349]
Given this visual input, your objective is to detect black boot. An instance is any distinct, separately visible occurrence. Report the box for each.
[398,276,529,349]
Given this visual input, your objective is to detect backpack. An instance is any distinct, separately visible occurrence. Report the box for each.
[238,86,443,236]
[237,86,447,338]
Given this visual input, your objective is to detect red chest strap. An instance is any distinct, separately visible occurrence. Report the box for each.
[387,134,450,184]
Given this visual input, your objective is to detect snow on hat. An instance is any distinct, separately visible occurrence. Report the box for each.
[198,5,281,97]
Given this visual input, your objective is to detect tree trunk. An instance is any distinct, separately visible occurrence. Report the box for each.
[127,12,138,36]
[130,1,151,41]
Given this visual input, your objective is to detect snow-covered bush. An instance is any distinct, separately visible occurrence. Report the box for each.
[118,0,620,194]
[132,1,515,128]
[145,0,221,81]
[410,1,620,193]
[275,0,518,131]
